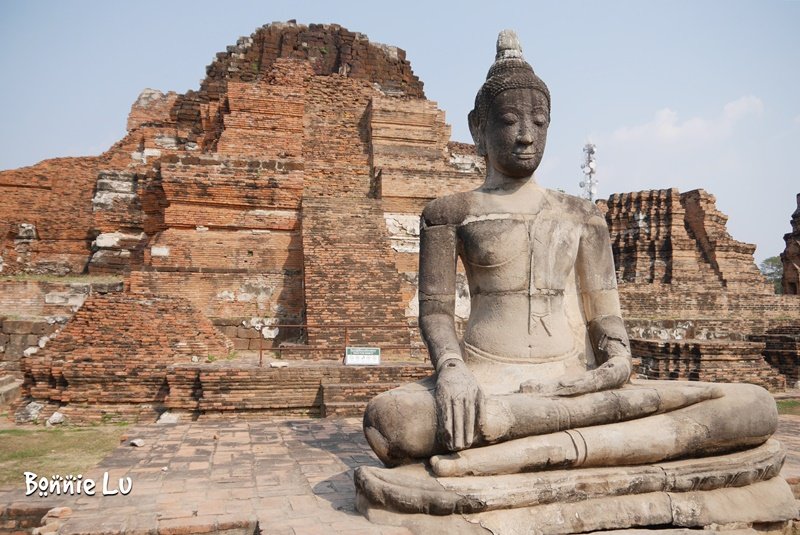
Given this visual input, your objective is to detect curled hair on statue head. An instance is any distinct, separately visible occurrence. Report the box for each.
[469,30,551,156]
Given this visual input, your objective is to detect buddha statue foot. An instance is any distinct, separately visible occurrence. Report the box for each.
[356,476,797,535]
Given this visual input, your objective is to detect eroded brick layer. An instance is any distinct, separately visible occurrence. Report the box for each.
[20,293,233,422]
[633,338,786,391]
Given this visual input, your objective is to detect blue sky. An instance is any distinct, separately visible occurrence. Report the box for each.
[1,1,798,263]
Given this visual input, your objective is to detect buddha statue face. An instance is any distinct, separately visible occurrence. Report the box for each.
[483,87,550,179]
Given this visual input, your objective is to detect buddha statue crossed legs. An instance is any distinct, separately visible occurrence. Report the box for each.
[356,30,796,533]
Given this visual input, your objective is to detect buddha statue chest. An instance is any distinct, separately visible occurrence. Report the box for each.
[457,213,583,361]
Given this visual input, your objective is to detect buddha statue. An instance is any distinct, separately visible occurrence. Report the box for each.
[355,31,797,534]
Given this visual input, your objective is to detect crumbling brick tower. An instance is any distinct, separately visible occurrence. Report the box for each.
[0,22,483,357]
[781,193,800,295]
[599,188,800,389]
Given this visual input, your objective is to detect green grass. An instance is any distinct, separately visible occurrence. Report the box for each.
[776,399,800,416]
[0,425,127,489]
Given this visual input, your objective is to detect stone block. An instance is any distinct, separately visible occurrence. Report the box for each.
[248,338,267,350]
[233,339,250,350]
[3,320,36,334]
[5,336,29,358]
[220,326,238,338]
[236,327,258,339]
[44,293,70,305]
[29,322,51,335]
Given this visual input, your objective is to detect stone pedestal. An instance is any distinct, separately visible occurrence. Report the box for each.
[355,439,798,534]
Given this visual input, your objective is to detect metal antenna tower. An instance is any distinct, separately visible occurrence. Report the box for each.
[579,143,598,201]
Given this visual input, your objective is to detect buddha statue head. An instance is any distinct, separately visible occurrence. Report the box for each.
[468,30,551,179]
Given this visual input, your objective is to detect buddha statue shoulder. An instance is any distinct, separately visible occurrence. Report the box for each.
[356,30,797,534]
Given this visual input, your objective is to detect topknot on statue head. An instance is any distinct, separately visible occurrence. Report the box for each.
[469,30,551,156]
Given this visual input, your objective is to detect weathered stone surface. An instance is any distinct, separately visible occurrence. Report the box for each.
[359,477,797,534]
[357,439,787,514]
[45,411,64,426]
[17,400,44,423]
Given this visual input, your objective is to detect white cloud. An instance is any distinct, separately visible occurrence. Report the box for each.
[610,96,763,145]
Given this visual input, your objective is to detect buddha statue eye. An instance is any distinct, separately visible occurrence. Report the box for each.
[533,113,548,127]
[501,113,518,125]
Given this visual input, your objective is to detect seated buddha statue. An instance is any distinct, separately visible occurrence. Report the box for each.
[356,30,796,533]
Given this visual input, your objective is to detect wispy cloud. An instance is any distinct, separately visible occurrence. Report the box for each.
[610,96,763,145]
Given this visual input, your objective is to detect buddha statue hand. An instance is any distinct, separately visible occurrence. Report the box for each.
[553,315,632,396]
[517,352,631,397]
[435,357,482,451]
[551,354,631,396]
[520,315,632,397]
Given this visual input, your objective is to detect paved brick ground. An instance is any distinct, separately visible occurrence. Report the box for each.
[1,414,799,534]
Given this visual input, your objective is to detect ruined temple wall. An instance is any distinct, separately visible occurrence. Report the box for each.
[129,154,306,332]
[368,98,483,336]
[620,286,800,334]
[680,190,771,293]
[604,188,771,294]
[632,338,786,391]
[200,22,423,103]
[0,158,103,275]
[0,279,123,319]
[215,60,310,158]
[781,193,800,295]
[128,271,303,324]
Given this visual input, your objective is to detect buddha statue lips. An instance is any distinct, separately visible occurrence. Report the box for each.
[356,30,796,532]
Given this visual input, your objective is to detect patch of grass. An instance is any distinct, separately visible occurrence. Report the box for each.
[0,425,127,490]
[777,399,800,416]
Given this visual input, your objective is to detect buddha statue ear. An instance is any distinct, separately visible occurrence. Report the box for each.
[468,109,487,157]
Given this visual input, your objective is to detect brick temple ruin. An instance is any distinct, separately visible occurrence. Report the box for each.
[782,193,800,295]
[1,22,798,422]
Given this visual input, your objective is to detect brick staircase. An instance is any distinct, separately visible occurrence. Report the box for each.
[166,361,431,418]
[0,375,22,407]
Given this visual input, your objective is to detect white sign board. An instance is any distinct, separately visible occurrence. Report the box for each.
[344,347,381,366]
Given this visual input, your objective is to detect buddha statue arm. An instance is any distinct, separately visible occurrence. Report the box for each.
[556,209,631,396]
[418,215,481,451]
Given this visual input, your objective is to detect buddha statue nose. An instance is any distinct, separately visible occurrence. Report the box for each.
[518,126,534,144]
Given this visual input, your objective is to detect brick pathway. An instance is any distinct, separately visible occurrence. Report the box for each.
[2,414,799,534]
